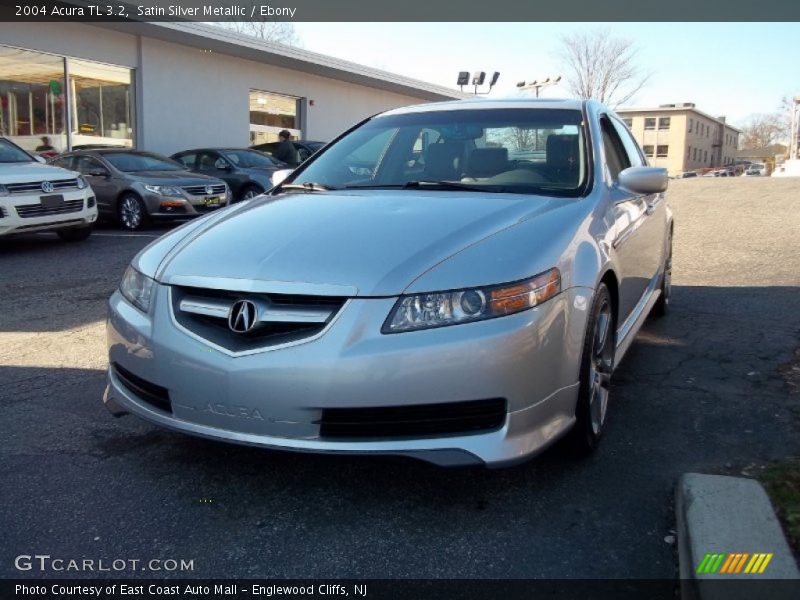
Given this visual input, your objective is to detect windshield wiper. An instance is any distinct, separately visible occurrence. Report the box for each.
[280,182,339,192]
[401,180,503,192]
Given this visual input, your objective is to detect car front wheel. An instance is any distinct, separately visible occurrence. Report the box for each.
[568,283,616,454]
[117,193,148,231]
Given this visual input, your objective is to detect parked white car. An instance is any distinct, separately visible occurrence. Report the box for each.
[0,137,97,240]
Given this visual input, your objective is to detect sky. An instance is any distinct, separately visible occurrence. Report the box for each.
[293,22,800,127]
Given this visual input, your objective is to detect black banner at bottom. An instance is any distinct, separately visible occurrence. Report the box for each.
[3,579,800,600]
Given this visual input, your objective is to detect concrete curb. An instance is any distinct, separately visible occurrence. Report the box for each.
[676,473,800,600]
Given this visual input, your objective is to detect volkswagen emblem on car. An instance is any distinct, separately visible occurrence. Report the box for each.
[41,181,54,193]
[206,185,214,195]
[228,300,257,333]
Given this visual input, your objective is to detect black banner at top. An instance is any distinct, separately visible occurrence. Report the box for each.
[1,0,800,22]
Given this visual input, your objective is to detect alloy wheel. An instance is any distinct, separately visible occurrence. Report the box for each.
[589,300,614,435]
[119,196,143,230]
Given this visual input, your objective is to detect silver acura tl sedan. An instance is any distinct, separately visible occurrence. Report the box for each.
[104,98,672,467]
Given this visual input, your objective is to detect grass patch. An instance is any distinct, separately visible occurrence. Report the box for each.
[759,458,800,554]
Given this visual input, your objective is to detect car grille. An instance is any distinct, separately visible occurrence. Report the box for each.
[5,179,80,194]
[16,199,84,218]
[15,218,84,230]
[112,363,172,414]
[182,184,226,196]
[0,206,6,218]
[171,286,346,353]
[318,398,507,440]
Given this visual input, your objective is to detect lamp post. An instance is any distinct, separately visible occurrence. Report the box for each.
[516,76,562,98]
[457,71,501,95]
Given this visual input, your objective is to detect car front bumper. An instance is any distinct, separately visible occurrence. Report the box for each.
[0,189,97,236]
[104,285,592,467]
[141,190,230,220]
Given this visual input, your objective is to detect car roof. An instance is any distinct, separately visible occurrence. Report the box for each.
[379,97,586,117]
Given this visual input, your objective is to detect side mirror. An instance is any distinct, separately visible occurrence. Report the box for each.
[271,169,293,188]
[618,166,668,194]
[34,155,47,164]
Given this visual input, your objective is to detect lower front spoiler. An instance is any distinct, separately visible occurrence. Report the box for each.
[103,370,578,468]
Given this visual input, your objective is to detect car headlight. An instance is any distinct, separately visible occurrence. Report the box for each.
[76,175,88,190]
[144,184,184,197]
[0,183,8,196]
[383,268,561,333]
[119,265,155,313]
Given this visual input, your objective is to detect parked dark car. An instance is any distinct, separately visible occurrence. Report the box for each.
[250,140,326,165]
[171,148,286,202]
[50,150,230,230]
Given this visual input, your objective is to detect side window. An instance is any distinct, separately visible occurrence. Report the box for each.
[74,156,105,174]
[610,118,645,168]
[174,153,196,169]
[197,152,220,171]
[50,156,74,170]
[600,117,631,181]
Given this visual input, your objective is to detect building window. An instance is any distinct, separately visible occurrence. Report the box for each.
[0,46,134,152]
[656,145,669,158]
[643,145,654,157]
[644,117,656,130]
[687,146,691,159]
[658,117,671,130]
[622,118,633,128]
[688,118,693,133]
[704,150,708,162]
[69,58,134,147]
[249,89,301,145]
[693,148,697,161]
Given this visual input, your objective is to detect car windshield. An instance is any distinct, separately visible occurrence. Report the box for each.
[223,149,280,168]
[103,152,184,172]
[0,139,34,163]
[291,108,588,197]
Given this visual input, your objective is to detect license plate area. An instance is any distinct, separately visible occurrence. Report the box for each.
[40,194,64,208]
[204,197,222,207]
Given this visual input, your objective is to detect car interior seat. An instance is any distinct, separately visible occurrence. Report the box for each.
[545,135,580,185]
[464,147,509,179]
[423,143,465,181]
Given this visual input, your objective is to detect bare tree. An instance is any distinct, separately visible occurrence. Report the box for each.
[739,113,786,149]
[221,21,300,45]
[555,29,650,107]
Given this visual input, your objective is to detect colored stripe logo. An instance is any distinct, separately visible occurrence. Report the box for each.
[696,552,773,574]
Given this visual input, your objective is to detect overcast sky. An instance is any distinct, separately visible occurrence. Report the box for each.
[293,22,799,127]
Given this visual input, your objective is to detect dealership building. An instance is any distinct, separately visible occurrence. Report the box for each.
[0,21,460,155]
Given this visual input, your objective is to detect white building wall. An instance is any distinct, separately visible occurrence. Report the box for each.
[137,36,429,154]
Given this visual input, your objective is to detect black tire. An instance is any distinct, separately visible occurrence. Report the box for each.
[240,184,264,202]
[651,233,672,318]
[567,283,616,454]
[56,226,92,242]
[117,193,149,231]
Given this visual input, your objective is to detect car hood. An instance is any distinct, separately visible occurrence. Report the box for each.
[0,161,78,183]
[152,190,569,297]
[126,170,222,185]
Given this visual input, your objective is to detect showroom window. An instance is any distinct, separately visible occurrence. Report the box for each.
[249,89,301,145]
[0,45,134,153]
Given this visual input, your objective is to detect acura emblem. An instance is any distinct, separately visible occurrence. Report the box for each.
[41,181,54,193]
[205,185,213,195]
[228,300,257,333]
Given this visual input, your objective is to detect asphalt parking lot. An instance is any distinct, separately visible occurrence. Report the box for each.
[1,178,799,583]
